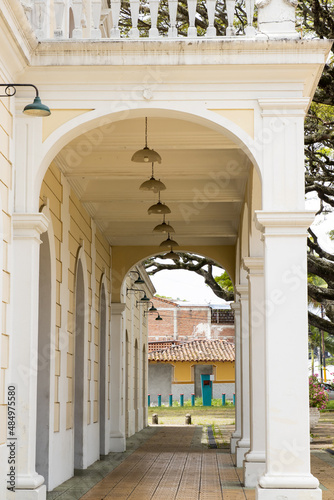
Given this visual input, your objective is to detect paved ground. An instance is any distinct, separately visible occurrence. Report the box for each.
[47,415,334,500]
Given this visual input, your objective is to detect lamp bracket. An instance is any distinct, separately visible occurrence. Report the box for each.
[0,83,39,98]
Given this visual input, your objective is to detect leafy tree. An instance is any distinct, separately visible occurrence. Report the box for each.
[139,0,334,335]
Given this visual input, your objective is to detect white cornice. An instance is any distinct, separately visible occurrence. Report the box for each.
[31,39,332,68]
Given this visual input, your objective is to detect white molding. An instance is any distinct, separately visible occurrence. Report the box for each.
[13,213,49,240]
[243,256,264,273]
[254,211,315,235]
[110,302,126,314]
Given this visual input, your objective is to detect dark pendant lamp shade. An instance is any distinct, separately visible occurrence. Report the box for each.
[132,117,162,164]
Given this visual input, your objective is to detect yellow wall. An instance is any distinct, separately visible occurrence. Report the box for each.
[40,163,112,432]
[149,360,235,384]
[0,83,12,446]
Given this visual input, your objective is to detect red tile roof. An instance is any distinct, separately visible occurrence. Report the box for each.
[148,339,235,362]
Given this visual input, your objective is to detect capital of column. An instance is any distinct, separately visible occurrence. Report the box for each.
[258,98,310,117]
[111,302,126,315]
[243,257,264,275]
[254,211,315,237]
[235,284,248,299]
[230,301,240,313]
[13,213,49,241]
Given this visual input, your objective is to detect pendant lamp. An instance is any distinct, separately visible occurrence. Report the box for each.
[148,192,171,215]
[162,250,180,260]
[139,163,166,193]
[131,117,162,164]
[159,233,179,249]
[153,214,175,233]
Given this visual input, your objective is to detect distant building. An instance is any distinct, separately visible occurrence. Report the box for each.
[148,297,235,344]
[148,339,235,403]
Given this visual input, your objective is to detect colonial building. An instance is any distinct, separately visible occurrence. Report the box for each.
[148,296,235,342]
[0,1,331,499]
[148,338,235,403]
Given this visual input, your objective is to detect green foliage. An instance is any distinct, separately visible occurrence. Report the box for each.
[214,272,234,293]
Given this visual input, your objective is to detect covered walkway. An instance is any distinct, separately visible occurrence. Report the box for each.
[47,423,334,500]
[48,426,255,499]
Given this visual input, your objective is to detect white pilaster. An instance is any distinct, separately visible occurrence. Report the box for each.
[110,302,126,452]
[230,301,241,454]
[11,213,49,500]
[255,212,321,500]
[235,286,250,467]
[243,258,266,487]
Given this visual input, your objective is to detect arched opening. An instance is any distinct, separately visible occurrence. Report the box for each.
[134,339,139,431]
[125,330,129,437]
[99,283,107,456]
[142,345,146,426]
[69,7,74,38]
[74,259,85,469]
[36,231,52,486]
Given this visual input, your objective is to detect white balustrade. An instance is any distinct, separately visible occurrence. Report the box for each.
[110,0,121,38]
[167,0,178,37]
[129,0,140,38]
[226,0,236,36]
[206,0,217,37]
[245,0,256,36]
[149,0,160,38]
[20,0,298,40]
[72,0,84,38]
[54,0,65,38]
[92,0,103,38]
[187,0,197,37]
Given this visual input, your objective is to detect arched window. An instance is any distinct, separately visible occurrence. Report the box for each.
[74,259,85,468]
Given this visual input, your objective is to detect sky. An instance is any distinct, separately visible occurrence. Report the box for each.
[150,196,334,305]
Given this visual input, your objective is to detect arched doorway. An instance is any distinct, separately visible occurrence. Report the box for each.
[74,259,85,469]
[134,339,139,431]
[36,230,52,486]
[125,330,129,436]
[99,283,107,455]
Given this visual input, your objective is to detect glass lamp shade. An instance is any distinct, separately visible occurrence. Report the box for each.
[163,250,180,260]
[131,147,161,164]
[23,96,51,117]
[148,201,171,215]
[140,176,166,193]
[153,221,175,233]
[159,236,179,249]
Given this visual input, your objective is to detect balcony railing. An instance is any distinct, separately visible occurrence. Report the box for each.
[20,0,258,40]
[21,0,299,41]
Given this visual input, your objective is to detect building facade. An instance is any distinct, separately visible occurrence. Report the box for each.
[148,338,235,403]
[0,1,331,499]
[148,296,235,342]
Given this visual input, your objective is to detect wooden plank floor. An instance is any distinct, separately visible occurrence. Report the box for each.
[80,427,254,500]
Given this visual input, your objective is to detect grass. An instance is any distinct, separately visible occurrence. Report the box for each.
[148,403,235,427]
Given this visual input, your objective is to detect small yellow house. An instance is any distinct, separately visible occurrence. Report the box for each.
[148,339,235,403]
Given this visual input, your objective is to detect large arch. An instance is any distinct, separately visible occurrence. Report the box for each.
[36,203,57,490]
[99,274,109,456]
[73,246,89,470]
[34,105,262,211]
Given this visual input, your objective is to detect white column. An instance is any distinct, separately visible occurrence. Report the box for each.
[110,302,126,452]
[230,301,241,453]
[255,212,321,500]
[243,258,266,487]
[235,286,250,467]
[11,213,49,500]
